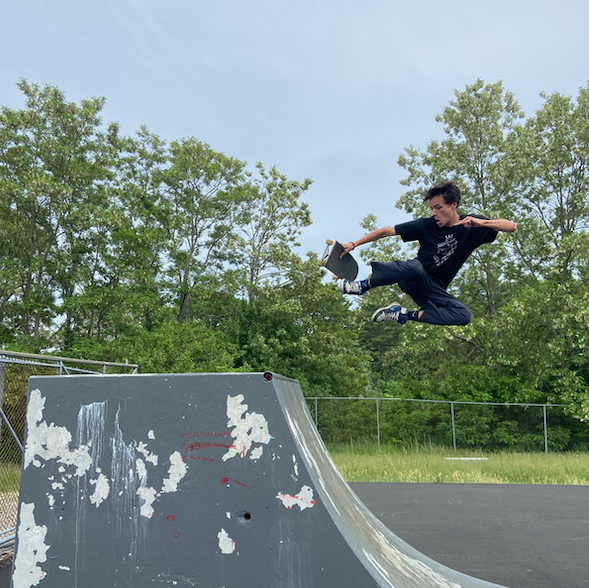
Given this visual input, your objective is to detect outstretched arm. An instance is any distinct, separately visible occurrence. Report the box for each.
[453,217,517,232]
[340,226,397,257]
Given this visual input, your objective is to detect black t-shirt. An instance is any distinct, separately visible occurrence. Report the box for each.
[394,215,497,288]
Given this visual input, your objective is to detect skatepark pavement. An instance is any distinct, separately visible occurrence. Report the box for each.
[351,482,589,588]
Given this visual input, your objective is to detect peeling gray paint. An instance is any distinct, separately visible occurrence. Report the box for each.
[13,373,507,588]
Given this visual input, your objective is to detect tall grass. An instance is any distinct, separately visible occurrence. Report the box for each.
[327,443,589,485]
[0,463,21,494]
[2,448,587,488]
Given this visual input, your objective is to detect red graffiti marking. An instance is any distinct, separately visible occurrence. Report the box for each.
[190,455,214,462]
[172,532,181,538]
[181,441,236,453]
[180,429,232,439]
[220,477,247,488]
[166,515,176,521]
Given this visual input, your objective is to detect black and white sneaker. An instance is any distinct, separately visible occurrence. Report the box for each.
[371,303,409,324]
[340,279,364,295]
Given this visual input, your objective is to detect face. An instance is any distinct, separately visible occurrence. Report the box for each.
[428,195,459,227]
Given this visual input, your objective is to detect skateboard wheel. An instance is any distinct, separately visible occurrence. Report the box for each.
[326,239,333,245]
[317,261,326,267]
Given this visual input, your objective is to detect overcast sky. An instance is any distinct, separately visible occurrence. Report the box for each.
[2,0,588,276]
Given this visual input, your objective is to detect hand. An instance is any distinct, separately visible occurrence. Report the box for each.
[452,216,486,229]
[340,242,356,258]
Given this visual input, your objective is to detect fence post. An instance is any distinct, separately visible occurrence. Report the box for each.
[0,361,5,444]
[315,398,318,427]
[543,405,548,454]
[451,402,457,452]
[376,399,380,448]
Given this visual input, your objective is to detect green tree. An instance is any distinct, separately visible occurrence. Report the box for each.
[380,82,589,424]
[235,162,312,300]
[486,84,589,419]
[0,80,119,349]
[233,256,370,397]
[106,126,172,334]
[161,138,251,324]
[73,316,239,374]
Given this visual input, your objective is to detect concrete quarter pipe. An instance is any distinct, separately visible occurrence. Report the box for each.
[12,372,508,587]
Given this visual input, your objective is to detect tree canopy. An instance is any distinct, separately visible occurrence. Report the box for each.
[1,78,588,443]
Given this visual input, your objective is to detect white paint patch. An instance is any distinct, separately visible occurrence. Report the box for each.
[89,473,110,507]
[51,482,64,491]
[226,512,231,519]
[137,486,157,518]
[222,394,272,461]
[148,430,155,440]
[292,455,299,477]
[12,503,49,588]
[24,389,92,477]
[136,441,158,466]
[58,566,70,571]
[47,494,55,508]
[249,446,263,461]
[136,458,147,480]
[161,451,187,493]
[276,486,316,511]
[217,529,236,554]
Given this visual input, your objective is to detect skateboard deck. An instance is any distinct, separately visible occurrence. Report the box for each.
[318,240,359,281]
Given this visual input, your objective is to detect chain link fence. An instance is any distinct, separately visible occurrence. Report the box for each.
[0,351,138,560]
[305,397,589,453]
[2,363,587,568]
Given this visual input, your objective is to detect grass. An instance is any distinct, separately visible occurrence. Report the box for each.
[0,463,21,494]
[327,444,589,485]
[1,448,588,488]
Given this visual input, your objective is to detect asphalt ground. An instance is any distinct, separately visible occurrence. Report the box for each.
[1,483,587,588]
[351,482,589,588]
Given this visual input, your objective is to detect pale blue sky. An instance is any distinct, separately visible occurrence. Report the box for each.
[2,0,588,276]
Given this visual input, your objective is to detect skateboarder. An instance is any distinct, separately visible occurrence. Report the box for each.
[339,180,517,325]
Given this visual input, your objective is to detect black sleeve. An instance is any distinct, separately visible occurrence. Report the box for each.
[471,215,498,245]
[395,218,424,243]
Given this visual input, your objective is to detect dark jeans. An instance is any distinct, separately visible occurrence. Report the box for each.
[369,259,472,326]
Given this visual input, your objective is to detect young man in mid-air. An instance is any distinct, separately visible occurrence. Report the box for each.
[339,180,517,326]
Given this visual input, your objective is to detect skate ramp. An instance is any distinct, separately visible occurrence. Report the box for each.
[12,372,508,587]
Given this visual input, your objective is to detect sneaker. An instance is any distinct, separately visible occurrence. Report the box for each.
[371,302,409,324]
[340,279,364,295]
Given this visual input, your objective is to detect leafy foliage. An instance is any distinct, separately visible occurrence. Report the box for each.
[1,78,588,448]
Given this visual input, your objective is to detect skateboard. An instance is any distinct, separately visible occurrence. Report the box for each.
[317,240,359,281]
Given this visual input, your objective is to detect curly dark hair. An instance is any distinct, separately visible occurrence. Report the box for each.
[423,180,461,206]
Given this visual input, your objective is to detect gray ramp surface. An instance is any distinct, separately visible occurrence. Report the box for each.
[12,372,507,587]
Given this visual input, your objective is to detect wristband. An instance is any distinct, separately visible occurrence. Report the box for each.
[351,242,356,249]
